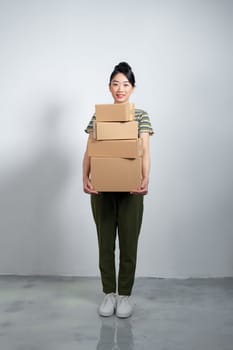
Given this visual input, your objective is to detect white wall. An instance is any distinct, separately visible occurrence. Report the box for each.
[0,0,232,278]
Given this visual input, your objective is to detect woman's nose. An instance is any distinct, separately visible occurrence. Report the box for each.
[117,83,124,91]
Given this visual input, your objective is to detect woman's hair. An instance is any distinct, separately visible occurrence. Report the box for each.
[109,62,136,87]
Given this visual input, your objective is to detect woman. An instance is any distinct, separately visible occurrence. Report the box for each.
[83,62,153,318]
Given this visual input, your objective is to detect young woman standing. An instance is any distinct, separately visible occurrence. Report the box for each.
[83,62,153,318]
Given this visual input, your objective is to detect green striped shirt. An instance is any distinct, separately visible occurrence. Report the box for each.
[85,108,154,135]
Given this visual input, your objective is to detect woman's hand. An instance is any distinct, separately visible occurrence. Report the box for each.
[83,177,98,195]
[82,133,98,195]
[130,177,149,195]
[131,132,151,195]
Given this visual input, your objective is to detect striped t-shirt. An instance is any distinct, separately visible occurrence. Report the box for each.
[85,108,154,136]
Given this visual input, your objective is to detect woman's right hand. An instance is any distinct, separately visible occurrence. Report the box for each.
[83,177,98,194]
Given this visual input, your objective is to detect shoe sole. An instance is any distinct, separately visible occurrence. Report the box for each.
[98,307,116,317]
[99,311,115,317]
[116,311,132,318]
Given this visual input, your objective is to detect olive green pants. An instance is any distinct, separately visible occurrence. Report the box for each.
[91,192,144,296]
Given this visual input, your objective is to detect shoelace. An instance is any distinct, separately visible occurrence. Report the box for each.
[118,296,129,301]
[103,293,115,305]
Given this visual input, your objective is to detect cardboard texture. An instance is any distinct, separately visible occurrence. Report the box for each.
[88,138,143,158]
[94,121,138,140]
[91,157,142,192]
[95,103,135,122]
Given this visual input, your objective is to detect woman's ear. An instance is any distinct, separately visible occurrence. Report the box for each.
[131,86,136,95]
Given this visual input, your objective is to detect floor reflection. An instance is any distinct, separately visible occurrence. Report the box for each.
[96,316,134,350]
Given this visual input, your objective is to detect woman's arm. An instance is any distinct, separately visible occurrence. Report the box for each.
[82,133,98,194]
[131,132,151,195]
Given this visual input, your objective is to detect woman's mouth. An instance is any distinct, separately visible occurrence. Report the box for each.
[116,94,125,99]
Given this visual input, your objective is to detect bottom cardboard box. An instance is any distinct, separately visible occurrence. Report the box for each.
[91,157,142,192]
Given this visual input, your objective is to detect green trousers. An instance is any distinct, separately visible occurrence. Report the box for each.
[91,192,144,296]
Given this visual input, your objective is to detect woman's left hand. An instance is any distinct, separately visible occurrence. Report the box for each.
[130,177,149,195]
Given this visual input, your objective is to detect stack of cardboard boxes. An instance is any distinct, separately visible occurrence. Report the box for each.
[88,103,143,192]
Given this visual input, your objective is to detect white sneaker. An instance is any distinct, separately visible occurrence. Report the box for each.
[98,293,116,317]
[116,295,133,318]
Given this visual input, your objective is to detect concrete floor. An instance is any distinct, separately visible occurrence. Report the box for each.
[0,276,233,350]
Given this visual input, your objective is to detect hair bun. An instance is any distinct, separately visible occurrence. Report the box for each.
[116,62,132,71]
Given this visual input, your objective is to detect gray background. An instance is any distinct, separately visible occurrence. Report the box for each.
[0,0,232,278]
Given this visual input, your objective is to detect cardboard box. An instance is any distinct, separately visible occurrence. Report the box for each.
[91,157,142,192]
[95,103,134,122]
[88,138,143,158]
[94,121,138,140]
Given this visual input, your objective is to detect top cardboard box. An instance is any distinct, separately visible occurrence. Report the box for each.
[95,103,134,122]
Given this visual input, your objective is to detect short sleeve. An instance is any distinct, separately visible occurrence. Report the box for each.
[85,114,96,134]
[136,109,154,135]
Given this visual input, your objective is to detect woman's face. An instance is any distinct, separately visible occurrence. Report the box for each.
[109,73,134,104]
